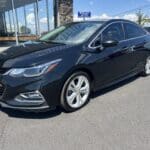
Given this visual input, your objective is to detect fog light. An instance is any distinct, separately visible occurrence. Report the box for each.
[15,91,45,106]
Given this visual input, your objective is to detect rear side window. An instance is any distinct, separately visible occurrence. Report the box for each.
[102,23,124,42]
[124,23,146,39]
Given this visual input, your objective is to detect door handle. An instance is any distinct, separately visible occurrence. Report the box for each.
[129,46,136,52]
[124,46,136,53]
[120,46,131,54]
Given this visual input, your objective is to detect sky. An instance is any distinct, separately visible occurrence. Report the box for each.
[5,0,150,34]
[74,0,150,16]
[74,0,150,21]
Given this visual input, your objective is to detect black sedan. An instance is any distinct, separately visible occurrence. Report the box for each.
[144,27,150,33]
[0,19,150,112]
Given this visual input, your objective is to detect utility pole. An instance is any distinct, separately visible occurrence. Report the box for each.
[11,0,19,45]
[54,0,58,28]
[46,0,50,31]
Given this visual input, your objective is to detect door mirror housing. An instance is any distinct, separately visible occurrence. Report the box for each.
[102,40,119,47]
[90,38,103,51]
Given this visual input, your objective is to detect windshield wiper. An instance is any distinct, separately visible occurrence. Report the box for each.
[38,39,66,45]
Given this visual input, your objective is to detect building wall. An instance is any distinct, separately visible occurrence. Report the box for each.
[58,0,73,25]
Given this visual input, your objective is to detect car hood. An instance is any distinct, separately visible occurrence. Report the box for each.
[1,41,76,68]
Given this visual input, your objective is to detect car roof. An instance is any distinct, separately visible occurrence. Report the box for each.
[73,19,136,25]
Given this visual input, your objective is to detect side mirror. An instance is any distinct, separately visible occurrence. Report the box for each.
[102,40,119,47]
[90,38,103,51]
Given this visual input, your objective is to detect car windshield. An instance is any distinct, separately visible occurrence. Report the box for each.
[39,22,103,44]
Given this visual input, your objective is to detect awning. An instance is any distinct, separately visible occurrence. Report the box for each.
[0,0,41,12]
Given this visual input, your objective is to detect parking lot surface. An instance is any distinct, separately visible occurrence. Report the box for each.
[0,46,150,150]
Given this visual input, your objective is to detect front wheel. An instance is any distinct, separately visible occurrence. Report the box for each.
[61,72,91,112]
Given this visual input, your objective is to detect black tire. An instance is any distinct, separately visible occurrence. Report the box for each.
[142,56,150,76]
[60,71,91,112]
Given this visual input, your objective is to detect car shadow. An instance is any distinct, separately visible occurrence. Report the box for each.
[91,75,139,99]
[0,75,140,119]
[0,106,62,119]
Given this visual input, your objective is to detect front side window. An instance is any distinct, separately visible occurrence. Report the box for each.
[40,22,103,44]
[102,23,124,42]
[124,23,146,39]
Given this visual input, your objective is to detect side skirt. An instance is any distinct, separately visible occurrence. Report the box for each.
[93,70,140,92]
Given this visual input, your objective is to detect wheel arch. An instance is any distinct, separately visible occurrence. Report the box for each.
[60,67,94,112]
[62,66,95,91]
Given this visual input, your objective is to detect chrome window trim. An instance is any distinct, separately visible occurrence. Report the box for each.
[88,21,122,49]
[88,21,148,49]
[119,34,147,43]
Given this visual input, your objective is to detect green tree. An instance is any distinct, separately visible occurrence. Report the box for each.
[20,26,31,34]
[136,10,150,26]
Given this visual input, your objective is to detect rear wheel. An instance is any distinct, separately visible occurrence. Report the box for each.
[143,56,150,76]
[61,72,91,112]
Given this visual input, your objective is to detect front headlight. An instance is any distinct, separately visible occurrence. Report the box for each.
[6,59,62,77]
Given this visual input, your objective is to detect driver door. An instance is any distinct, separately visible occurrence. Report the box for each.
[91,22,134,88]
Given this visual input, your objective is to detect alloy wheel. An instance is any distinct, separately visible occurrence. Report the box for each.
[66,75,90,109]
[145,57,150,75]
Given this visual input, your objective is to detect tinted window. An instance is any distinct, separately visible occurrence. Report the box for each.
[144,27,150,33]
[102,23,124,42]
[124,23,146,39]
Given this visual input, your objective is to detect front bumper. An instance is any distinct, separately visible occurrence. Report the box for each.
[0,90,51,112]
[0,71,62,112]
[0,101,50,112]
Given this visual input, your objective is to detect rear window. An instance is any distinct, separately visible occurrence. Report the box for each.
[124,23,147,39]
[144,27,150,33]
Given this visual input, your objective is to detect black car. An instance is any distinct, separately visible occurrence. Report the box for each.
[0,19,150,112]
[144,27,150,33]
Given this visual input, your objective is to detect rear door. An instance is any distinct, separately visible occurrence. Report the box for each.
[101,22,134,79]
[123,22,148,71]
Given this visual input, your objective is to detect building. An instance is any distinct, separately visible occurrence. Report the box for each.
[0,0,73,45]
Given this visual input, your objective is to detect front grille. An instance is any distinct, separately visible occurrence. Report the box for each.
[0,83,5,96]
